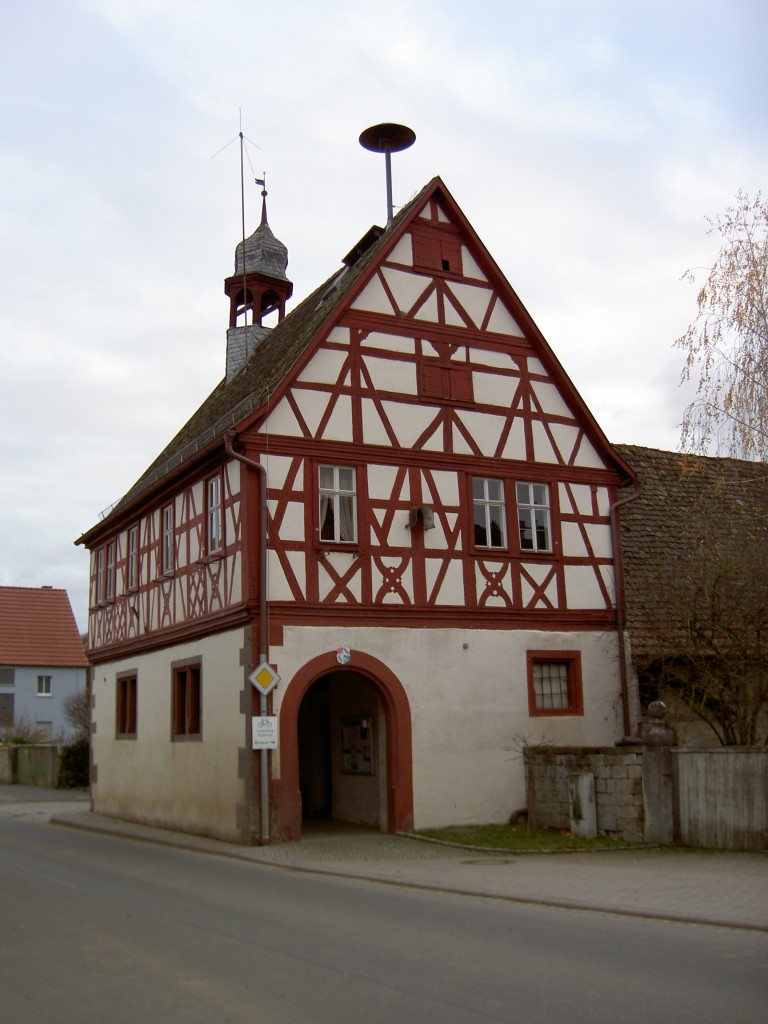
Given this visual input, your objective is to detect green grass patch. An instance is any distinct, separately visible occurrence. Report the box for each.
[415,824,637,851]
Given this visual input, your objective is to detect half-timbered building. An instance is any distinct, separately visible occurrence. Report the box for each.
[77,176,637,843]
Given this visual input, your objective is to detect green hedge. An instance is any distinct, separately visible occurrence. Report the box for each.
[57,738,90,789]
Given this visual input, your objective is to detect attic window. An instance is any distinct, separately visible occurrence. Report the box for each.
[412,224,462,275]
[418,358,474,405]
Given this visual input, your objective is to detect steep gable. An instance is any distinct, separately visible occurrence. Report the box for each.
[82,176,632,541]
[255,180,631,478]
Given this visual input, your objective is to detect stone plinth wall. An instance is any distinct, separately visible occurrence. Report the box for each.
[525,745,644,842]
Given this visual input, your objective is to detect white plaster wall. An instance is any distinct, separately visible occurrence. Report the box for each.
[362,355,418,395]
[91,627,247,841]
[271,625,623,830]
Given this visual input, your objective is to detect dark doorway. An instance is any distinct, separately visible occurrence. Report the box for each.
[296,671,386,829]
[298,678,332,820]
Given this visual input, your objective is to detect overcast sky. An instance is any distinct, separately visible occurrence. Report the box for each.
[1,0,765,632]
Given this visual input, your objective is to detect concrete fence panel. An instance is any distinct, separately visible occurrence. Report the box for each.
[16,745,61,787]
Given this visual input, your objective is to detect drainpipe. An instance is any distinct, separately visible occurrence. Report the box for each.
[610,484,641,739]
[224,429,270,845]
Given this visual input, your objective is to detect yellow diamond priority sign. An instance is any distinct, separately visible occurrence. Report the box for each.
[249,661,280,696]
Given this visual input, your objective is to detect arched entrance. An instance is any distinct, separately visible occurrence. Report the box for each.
[298,671,385,828]
[273,651,413,841]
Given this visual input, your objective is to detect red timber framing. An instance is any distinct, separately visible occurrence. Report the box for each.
[81,175,634,654]
[85,458,246,660]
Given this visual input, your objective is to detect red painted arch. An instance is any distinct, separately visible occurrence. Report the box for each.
[271,650,413,841]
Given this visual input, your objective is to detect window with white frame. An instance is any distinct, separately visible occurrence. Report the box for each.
[37,675,52,697]
[127,524,139,590]
[0,693,13,728]
[96,547,105,602]
[0,668,14,729]
[319,465,357,543]
[106,541,116,600]
[516,482,552,552]
[161,504,174,574]
[472,477,507,548]
[207,475,223,554]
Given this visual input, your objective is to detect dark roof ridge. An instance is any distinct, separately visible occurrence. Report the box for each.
[615,442,768,470]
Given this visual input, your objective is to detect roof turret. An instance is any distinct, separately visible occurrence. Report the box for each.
[234,195,289,281]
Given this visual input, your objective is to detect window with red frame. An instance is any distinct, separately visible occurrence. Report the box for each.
[117,673,137,737]
[172,662,201,738]
[527,652,583,716]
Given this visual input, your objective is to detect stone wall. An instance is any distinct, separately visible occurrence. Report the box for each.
[525,745,644,842]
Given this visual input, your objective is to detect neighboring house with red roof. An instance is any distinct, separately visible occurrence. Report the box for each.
[0,586,89,742]
[76,176,638,844]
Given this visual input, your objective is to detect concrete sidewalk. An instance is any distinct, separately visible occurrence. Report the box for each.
[3,786,766,933]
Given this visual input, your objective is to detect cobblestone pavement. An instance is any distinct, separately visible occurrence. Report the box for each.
[3,785,766,932]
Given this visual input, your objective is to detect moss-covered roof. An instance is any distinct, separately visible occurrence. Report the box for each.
[108,181,435,517]
[615,444,768,660]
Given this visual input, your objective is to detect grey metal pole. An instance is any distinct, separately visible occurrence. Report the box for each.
[384,146,394,226]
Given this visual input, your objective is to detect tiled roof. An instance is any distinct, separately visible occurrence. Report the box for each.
[0,586,89,668]
[615,444,768,660]
[104,180,435,520]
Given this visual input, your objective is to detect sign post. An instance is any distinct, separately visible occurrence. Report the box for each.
[248,662,281,843]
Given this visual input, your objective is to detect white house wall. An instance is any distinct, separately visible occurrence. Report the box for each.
[91,628,247,841]
[270,625,623,829]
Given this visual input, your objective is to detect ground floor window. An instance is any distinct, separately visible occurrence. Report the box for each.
[0,692,14,728]
[526,651,583,716]
[172,662,201,738]
[117,673,137,737]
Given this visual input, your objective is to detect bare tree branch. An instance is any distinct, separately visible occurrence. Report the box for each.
[677,191,768,461]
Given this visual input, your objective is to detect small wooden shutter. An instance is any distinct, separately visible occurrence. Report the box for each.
[451,365,474,403]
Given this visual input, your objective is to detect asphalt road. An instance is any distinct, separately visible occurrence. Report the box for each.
[1,813,766,1024]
